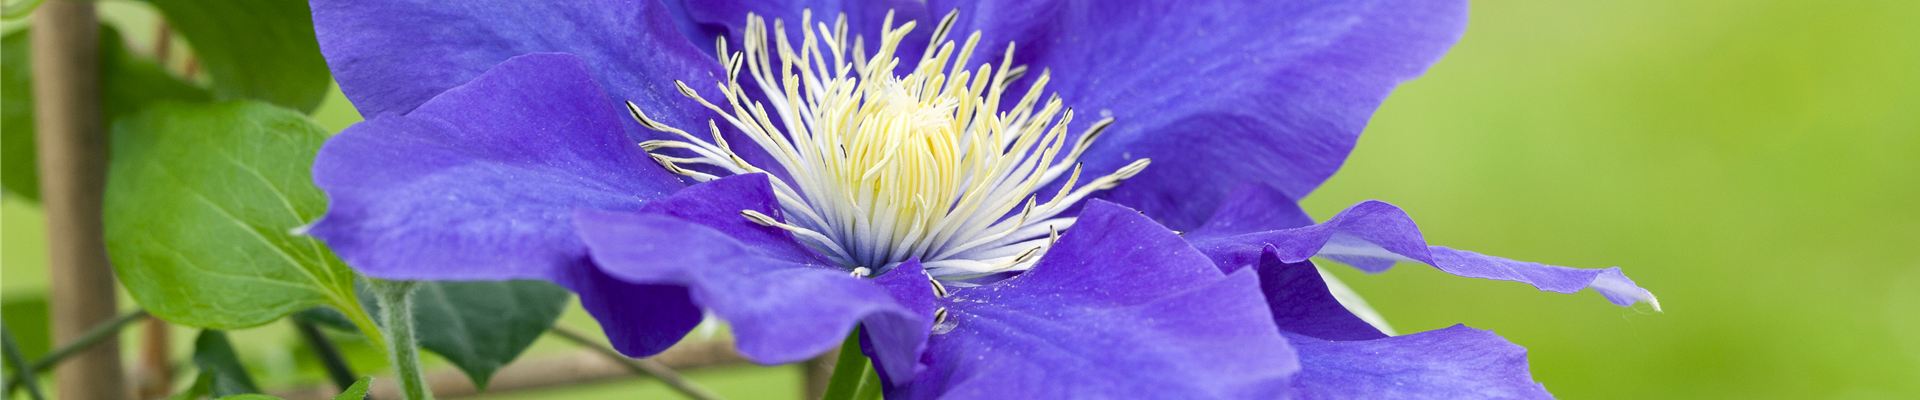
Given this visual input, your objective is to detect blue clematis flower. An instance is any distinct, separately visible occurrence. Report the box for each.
[305,0,1658,397]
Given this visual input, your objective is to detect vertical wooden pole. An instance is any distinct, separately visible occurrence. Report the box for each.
[136,319,171,399]
[30,2,128,400]
[802,350,837,400]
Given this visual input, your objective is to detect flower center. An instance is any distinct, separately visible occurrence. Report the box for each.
[627,10,1148,279]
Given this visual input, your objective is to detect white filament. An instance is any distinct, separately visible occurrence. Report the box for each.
[629,10,1148,278]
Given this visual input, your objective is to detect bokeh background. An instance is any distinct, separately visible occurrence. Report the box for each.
[5,0,1918,398]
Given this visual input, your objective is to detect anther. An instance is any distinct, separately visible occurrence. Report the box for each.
[932,307,949,325]
[647,153,685,174]
[673,80,700,99]
[740,209,781,227]
[928,275,949,298]
[626,101,666,130]
[1012,247,1041,264]
[851,267,872,278]
[1002,64,1029,83]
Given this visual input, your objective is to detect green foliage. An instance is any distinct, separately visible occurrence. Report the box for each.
[98,25,212,123]
[0,297,46,360]
[199,376,376,400]
[330,376,373,400]
[317,280,572,390]
[0,24,207,201]
[820,330,883,400]
[192,330,261,397]
[103,101,382,349]
[408,281,571,390]
[151,0,330,113]
[0,29,35,200]
[0,0,46,20]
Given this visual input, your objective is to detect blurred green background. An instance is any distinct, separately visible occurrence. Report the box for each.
[6,0,1920,398]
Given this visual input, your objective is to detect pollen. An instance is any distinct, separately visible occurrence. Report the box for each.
[628,10,1149,279]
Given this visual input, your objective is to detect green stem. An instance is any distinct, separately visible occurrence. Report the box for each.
[819,329,884,400]
[2,323,45,400]
[370,279,431,400]
[1,309,147,397]
[338,298,391,356]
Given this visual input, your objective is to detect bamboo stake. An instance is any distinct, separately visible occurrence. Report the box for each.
[803,350,837,400]
[29,1,127,399]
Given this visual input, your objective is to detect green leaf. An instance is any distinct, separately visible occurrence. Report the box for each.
[151,0,331,113]
[820,329,884,400]
[330,376,372,400]
[290,280,569,391]
[353,280,570,390]
[192,330,260,397]
[410,280,571,390]
[293,305,359,332]
[217,395,281,400]
[104,101,383,349]
[0,24,208,201]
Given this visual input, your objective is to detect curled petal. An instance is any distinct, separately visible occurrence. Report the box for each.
[1193,200,1660,309]
[1256,250,1388,341]
[573,174,928,379]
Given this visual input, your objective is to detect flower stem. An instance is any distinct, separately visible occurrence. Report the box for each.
[2,323,46,400]
[819,328,883,400]
[370,279,431,400]
[292,316,364,395]
[1,309,147,397]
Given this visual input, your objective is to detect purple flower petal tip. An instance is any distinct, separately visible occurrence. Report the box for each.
[1194,200,1660,310]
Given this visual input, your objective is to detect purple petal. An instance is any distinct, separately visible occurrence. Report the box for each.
[634,173,825,264]
[864,259,939,383]
[311,0,725,143]
[1289,325,1553,399]
[937,0,1469,230]
[1188,184,1388,340]
[1186,182,1319,242]
[1191,200,1661,309]
[309,53,680,281]
[1257,251,1387,341]
[573,174,928,379]
[884,200,1297,399]
[550,262,704,357]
